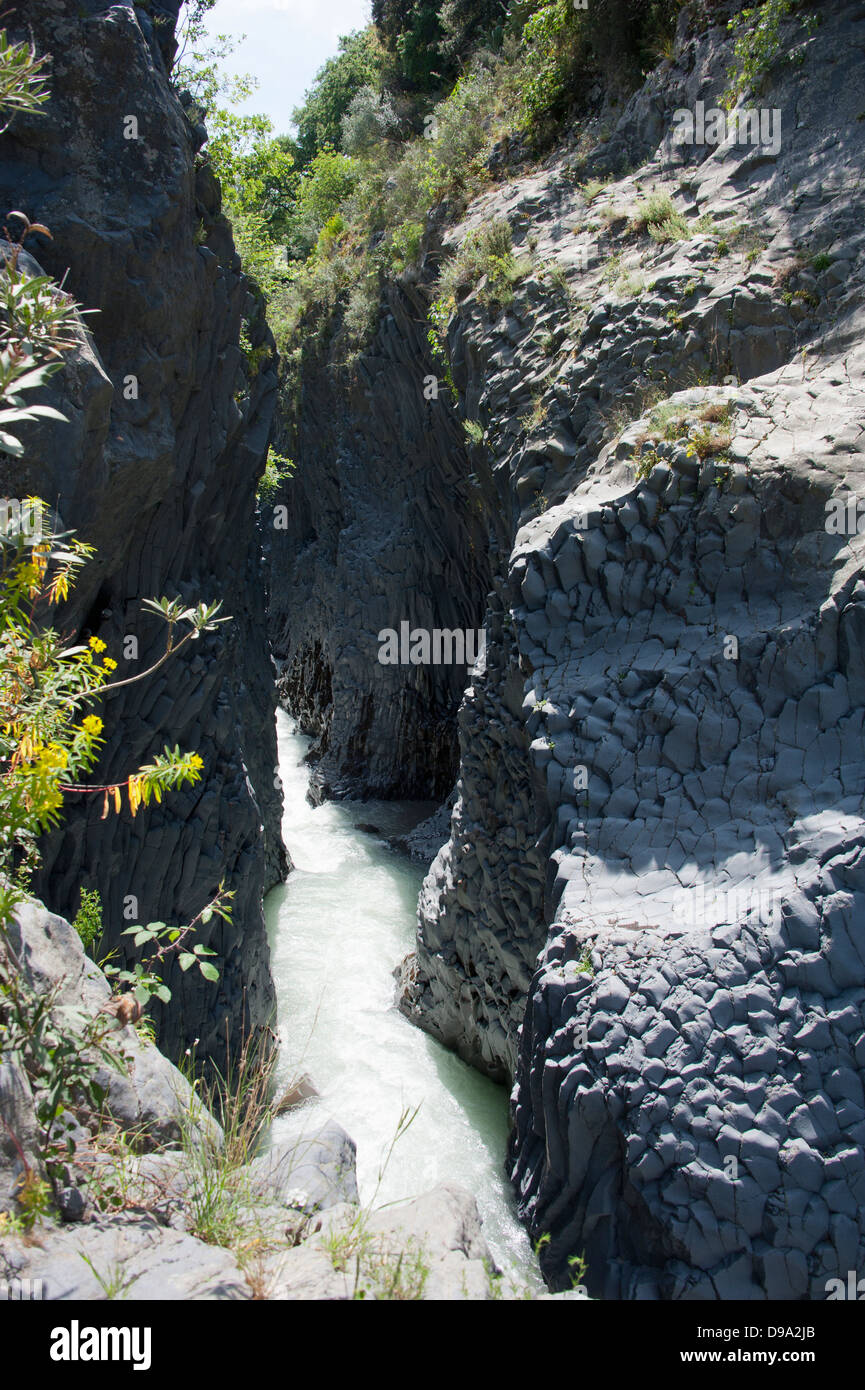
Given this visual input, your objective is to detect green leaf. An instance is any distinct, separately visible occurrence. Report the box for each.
[0,429,24,455]
[178,952,196,972]
[198,961,219,982]
[21,403,69,422]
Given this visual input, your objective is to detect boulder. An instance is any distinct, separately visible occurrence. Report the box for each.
[7,900,220,1152]
[250,1118,359,1214]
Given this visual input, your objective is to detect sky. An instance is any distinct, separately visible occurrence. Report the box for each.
[199,0,373,136]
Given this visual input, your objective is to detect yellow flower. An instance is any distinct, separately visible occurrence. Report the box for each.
[102,657,117,672]
[38,744,68,771]
[81,715,103,736]
[88,636,107,653]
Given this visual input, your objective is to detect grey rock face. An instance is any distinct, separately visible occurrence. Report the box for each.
[400,614,549,1082]
[263,1182,497,1301]
[0,0,287,1070]
[0,1058,41,1213]
[0,1212,249,1300]
[388,788,457,863]
[503,7,865,1296]
[510,854,865,1298]
[266,281,493,801]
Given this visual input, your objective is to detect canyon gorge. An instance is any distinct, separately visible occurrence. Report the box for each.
[2,0,865,1308]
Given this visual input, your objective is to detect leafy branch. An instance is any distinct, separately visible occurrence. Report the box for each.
[103,883,234,1007]
[0,213,89,458]
[97,597,230,698]
[0,29,51,135]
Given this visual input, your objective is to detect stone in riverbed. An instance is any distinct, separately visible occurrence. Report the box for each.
[250,1118,359,1214]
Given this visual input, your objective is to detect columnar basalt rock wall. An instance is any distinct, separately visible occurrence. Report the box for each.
[450,3,865,1296]
[266,281,493,801]
[0,0,286,1069]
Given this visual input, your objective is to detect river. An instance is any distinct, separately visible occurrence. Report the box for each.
[263,709,541,1287]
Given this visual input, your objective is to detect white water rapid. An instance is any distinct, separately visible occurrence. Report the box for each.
[264,710,541,1286]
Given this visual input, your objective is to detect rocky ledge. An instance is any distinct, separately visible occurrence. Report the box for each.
[0,899,529,1301]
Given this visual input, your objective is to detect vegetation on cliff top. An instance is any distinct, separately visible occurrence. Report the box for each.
[177,0,821,413]
[178,0,693,391]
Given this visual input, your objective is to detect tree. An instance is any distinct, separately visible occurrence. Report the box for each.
[206,109,298,244]
[340,86,400,158]
[371,1,446,91]
[171,0,246,107]
[288,148,359,257]
[292,28,382,164]
[170,10,296,292]
[439,0,507,63]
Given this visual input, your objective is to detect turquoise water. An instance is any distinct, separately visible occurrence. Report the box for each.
[264,709,540,1283]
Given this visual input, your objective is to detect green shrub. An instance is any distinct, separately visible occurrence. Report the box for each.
[724,1,820,107]
[257,447,296,503]
[289,148,359,256]
[343,269,384,352]
[72,888,102,955]
[315,213,347,257]
[437,217,523,308]
[180,1027,278,1250]
[389,218,425,273]
[629,191,676,234]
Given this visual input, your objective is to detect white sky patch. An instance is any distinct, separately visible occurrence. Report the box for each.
[200,0,372,136]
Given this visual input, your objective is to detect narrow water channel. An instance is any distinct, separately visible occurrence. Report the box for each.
[264,709,541,1286]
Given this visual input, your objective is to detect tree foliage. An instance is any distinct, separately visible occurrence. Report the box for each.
[371,0,446,91]
[371,0,506,89]
[293,29,383,163]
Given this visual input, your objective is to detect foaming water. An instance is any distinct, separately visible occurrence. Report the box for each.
[264,710,540,1285]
